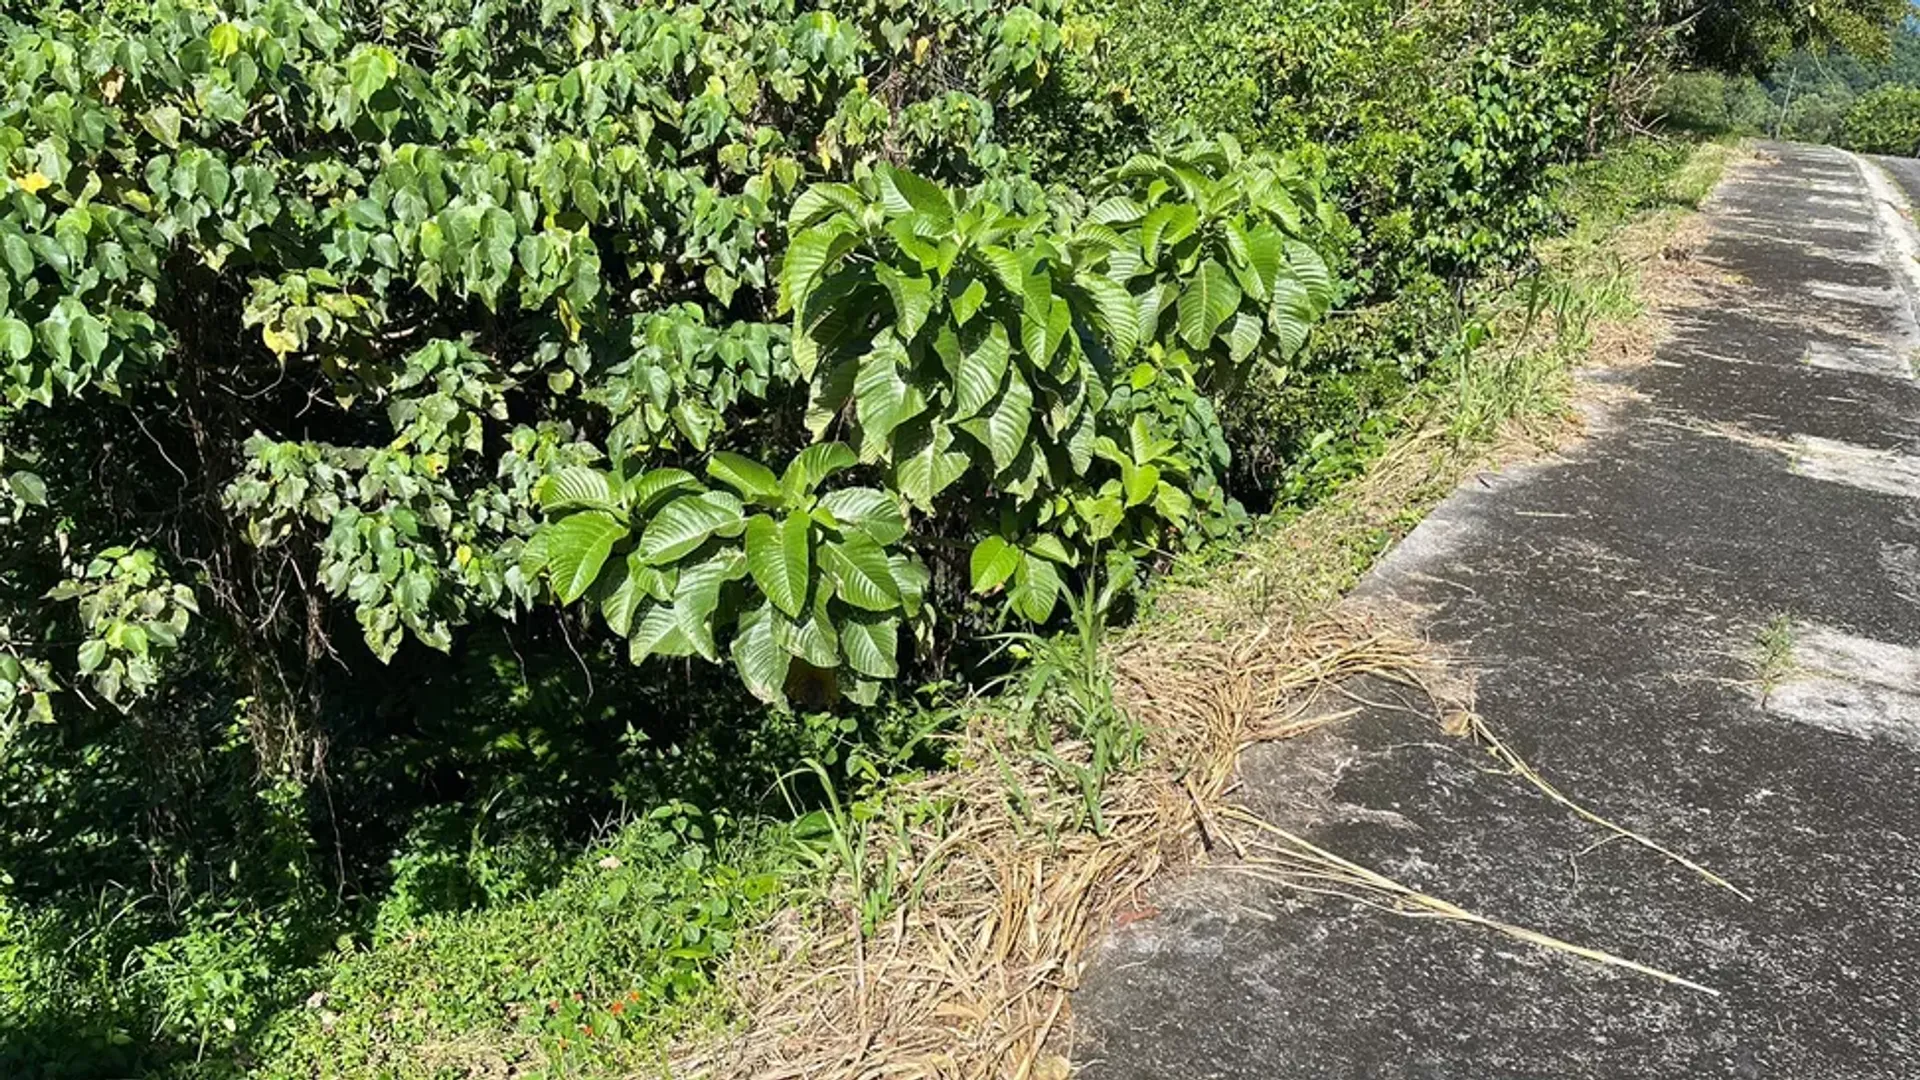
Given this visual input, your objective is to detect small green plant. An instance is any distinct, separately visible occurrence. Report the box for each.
[1755,614,1797,701]
[992,566,1143,835]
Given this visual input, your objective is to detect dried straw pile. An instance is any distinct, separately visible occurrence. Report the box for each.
[671,607,1445,1080]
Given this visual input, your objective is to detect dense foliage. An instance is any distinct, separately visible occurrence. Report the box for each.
[1653,18,1920,147]
[0,0,1904,1075]
[1677,0,1910,75]
[1840,83,1920,153]
[1062,0,1633,283]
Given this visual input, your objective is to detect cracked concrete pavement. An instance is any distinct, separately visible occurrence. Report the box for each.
[1070,142,1920,1079]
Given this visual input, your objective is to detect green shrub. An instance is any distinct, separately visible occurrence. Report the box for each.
[1064,0,1624,285]
[1651,71,1739,132]
[1841,84,1920,155]
[0,0,1341,1066]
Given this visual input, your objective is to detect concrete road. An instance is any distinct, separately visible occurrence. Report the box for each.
[1073,142,1920,1079]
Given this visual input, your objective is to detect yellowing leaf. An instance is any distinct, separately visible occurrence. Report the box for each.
[261,326,299,355]
[14,172,51,195]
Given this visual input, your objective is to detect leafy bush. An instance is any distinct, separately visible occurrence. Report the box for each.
[1064,0,1626,285]
[0,0,1336,1068]
[1841,85,1920,155]
[1647,70,1768,134]
[0,0,1336,731]
[514,142,1336,707]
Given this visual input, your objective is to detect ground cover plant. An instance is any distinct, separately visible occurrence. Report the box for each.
[0,0,1898,1075]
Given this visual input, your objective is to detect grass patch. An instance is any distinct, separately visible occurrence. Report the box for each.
[252,808,811,1078]
[1754,614,1798,702]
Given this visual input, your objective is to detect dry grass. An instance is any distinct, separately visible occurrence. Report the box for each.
[664,140,1744,1080]
[672,616,1445,1080]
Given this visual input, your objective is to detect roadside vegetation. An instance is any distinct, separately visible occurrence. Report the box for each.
[1655,11,1920,153]
[0,0,1882,1077]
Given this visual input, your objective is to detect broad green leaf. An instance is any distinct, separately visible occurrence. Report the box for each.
[854,336,927,454]
[774,606,839,668]
[1140,204,1198,261]
[1050,300,1076,375]
[1243,226,1286,301]
[1078,495,1125,540]
[969,535,1019,594]
[599,552,661,636]
[38,303,71,365]
[1123,462,1161,507]
[640,494,742,565]
[346,45,396,101]
[1269,276,1315,358]
[77,639,107,676]
[786,183,866,230]
[1065,406,1097,476]
[958,365,1033,474]
[730,604,791,706]
[538,466,617,514]
[816,487,907,545]
[1011,552,1063,623]
[1223,220,1253,268]
[518,530,552,578]
[1087,196,1146,226]
[892,416,971,510]
[746,512,811,617]
[1286,240,1335,314]
[823,533,900,612]
[631,604,698,661]
[887,216,945,271]
[1020,271,1055,365]
[7,471,46,506]
[1176,260,1241,350]
[1074,273,1140,360]
[0,230,30,279]
[951,275,988,327]
[952,320,1011,420]
[781,442,857,497]
[627,469,700,515]
[707,452,781,503]
[890,554,930,616]
[877,166,954,223]
[543,511,626,604]
[54,210,88,267]
[1155,482,1194,521]
[695,491,749,536]
[977,246,1026,294]
[667,547,747,661]
[781,224,854,315]
[876,266,935,340]
[1134,282,1173,346]
[70,310,107,368]
[840,615,899,680]
[1128,414,1170,464]
[1226,311,1265,364]
[1026,534,1074,565]
[145,105,182,148]
[805,354,858,438]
